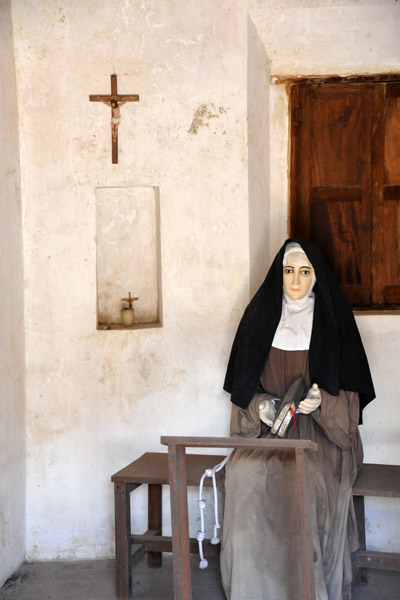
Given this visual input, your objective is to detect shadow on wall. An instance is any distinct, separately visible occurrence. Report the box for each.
[248,15,272,298]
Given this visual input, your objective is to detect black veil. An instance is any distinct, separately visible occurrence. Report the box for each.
[223,239,375,423]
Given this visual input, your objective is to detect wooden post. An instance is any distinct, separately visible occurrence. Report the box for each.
[168,444,192,600]
[353,495,368,584]
[295,448,316,600]
[147,483,162,567]
[114,482,139,599]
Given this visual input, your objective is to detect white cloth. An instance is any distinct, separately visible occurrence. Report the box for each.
[272,243,316,351]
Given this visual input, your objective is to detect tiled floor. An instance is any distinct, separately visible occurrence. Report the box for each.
[0,554,399,599]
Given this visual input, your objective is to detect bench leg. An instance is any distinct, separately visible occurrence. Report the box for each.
[353,495,368,584]
[168,444,192,600]
[147,483,162,567]
[114,482,140,599]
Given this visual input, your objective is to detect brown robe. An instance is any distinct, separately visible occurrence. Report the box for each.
[220,347,363,600]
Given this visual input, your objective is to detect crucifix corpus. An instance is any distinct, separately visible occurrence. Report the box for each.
[89,74,139,164]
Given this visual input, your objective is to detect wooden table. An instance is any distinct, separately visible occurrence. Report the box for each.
[160,436,318,600]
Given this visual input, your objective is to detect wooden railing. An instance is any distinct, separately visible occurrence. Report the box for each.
[160,436,318,600]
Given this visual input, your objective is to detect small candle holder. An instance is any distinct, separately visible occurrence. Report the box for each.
[121,291,139,327]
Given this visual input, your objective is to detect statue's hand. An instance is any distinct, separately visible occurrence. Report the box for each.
[259,397,277,427]
[298,383,321,414]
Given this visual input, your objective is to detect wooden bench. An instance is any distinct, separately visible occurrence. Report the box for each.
[352,463,400,581]
[111,452,226,600]
[111,454,400,599]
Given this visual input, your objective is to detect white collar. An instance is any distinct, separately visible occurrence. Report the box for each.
[272,261,316,350]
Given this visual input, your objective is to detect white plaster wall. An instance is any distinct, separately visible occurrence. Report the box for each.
[247,16,271,296]
[12,0,249,559]
[0,0,26,586]
[8,0,400,564]
[249,0,400,552]
[253,1,400,78]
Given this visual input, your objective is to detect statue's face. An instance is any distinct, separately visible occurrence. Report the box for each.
[283,251,314,300]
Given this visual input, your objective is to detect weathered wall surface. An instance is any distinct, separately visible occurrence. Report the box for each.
[0,0,26,586]
[12,0,248,559]
[249,0,400,553]
[247,16,271,296]
[7,0,400,563]
[354,314,400,552]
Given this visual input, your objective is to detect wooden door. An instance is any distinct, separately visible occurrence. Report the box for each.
[372,82,400,305]
[290,79,400,308]
[291,83,373,306]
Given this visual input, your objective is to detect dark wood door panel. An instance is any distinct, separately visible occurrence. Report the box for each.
[294,83,373,306]
[309,85,373,188]
[384,89,400,186]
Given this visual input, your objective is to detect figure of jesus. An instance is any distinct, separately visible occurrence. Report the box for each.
[89,75,139,163]
[101,99,126,142]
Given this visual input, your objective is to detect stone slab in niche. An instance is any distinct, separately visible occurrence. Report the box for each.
[96,186,162,329]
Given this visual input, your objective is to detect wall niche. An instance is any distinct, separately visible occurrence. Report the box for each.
[96,186,162,330]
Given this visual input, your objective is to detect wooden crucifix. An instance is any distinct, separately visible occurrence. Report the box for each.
[89,74,139,164]
[121,291,139,309]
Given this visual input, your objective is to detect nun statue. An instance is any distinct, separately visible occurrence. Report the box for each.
[221,240,375,600]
